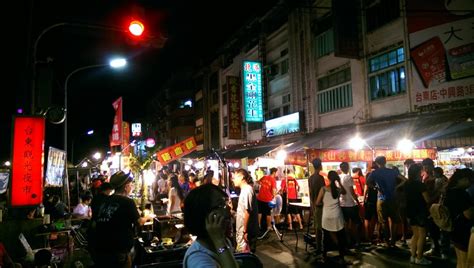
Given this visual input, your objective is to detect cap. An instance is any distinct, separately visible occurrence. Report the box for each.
[109,171,133,190]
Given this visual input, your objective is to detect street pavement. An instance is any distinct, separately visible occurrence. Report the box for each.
[254,228,458,267]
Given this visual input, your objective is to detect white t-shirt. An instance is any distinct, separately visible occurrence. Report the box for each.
[339,173,357,207]
[73,203,91,217]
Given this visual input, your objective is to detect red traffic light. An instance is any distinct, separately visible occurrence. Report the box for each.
[128,20,145,37]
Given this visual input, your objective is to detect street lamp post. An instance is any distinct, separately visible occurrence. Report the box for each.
[31,23,126,113]
[63,59,126,211]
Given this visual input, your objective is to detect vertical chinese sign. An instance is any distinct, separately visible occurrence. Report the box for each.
[10,117,45,207]
[242,61,263,122]
[227,76,242,139]
[156,137,197,165]
[407,0,474,108]
[122,122,131,156]
[111,97,123,146]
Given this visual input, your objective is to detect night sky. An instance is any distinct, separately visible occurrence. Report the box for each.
[1,0,279,163]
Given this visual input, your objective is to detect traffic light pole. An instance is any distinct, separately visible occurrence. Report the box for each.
[31,22,125,113]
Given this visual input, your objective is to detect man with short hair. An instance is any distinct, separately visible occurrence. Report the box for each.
[339,162,361,247]
[233,168,259,253]
[367,156,404,247]
[91,171,154,267]
[257,167,277,238]
[308,158,325,252]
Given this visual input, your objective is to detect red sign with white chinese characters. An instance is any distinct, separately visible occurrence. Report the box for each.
[286,149,437,166]
[156,137,197,165]
[227,76,242,139]
[111,97,123,146]
[411,37,446,88]
[10,117,45,207]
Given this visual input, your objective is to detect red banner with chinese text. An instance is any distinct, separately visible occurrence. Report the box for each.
[156,137,198,165]
[122,122,130,156]
[286,149,437,166]
[10,117,45,207]
[111,97,123,146]
[227,76,242,139]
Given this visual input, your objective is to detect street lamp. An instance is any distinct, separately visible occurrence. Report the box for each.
[63,58,126,212]
[349,135,375,161]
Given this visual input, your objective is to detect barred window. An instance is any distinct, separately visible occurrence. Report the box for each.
[368,47,406,101]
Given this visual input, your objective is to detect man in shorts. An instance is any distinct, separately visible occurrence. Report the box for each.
[257,167,277,238]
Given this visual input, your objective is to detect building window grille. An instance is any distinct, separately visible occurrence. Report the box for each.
[368,47,406,100]
[318,68,351,91]
[280,59,289,75]
[318,82,352,114]
[315,29,334,58]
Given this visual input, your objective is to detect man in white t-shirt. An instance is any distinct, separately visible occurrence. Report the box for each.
[339,162,361,247]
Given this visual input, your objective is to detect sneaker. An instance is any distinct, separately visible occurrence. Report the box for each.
[424,248,440,257]
[410,256,416,264]
[415,257,432,265]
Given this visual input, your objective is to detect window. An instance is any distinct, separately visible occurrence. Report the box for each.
[318,68,351,91]
[368,47,406,101]
[270,108,280,119]
[280,48,288,57]
[316,29,334,58]
[318,83,352,114]
[223,116,228,137]
[283,105,290,115]
[222,84,227,105]
[281,59,289,75]
[282,94,291,104]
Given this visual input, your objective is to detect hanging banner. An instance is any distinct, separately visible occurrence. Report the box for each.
[242,61,263,122]
[111,97,123,146]
[227,76,242,139]
[122,122,131,156]
[10,116,45,207]
[286,149,437,166]
[45,147,66,187]
[407,0,474,108]
[156,137,198,165]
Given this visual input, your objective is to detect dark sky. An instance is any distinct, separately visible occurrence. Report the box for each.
[1,0,279,163]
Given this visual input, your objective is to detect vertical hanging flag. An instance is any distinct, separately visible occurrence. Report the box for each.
[122,122,131,156]
[111,97,123,146]
[10,116,45,207]
[242,60,263,122]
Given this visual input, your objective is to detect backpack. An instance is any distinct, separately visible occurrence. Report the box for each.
[429,195,452,232]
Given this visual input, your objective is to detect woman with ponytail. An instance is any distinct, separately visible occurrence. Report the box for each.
[316,170,348,264]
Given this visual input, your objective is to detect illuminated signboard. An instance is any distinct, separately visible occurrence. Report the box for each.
[45,147,66,187]
[242,60,263,122]
[10,116,45,207]
[156,137,198,165]
[265,112,301,137]
[131,123,142,137]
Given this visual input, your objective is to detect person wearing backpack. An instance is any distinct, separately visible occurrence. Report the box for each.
[404,164,431,265]
[444,169,474,268]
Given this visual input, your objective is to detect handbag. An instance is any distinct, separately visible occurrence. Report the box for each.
[429,194,453,232]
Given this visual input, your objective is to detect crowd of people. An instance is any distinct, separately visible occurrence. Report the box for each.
[308,156,474,267]
[4,155,474,268]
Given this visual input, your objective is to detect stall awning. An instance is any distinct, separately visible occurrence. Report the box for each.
[222,145,279,159]
[287,112,474,152]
